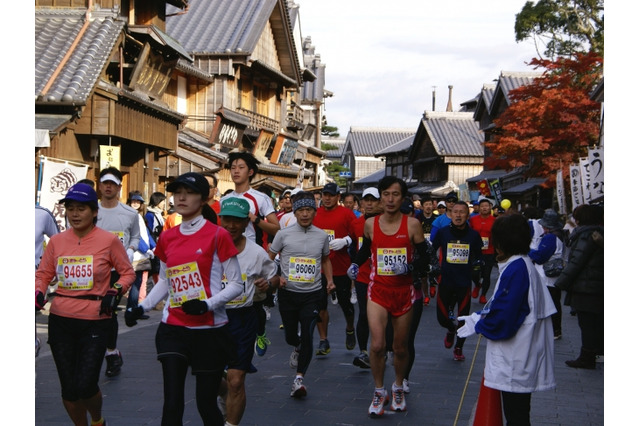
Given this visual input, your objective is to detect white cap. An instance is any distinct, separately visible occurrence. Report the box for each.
[477,195,495,206]
[100,173,121,185]
[362,187,380,199]
[437,201,446,208]
[290,188,303,196]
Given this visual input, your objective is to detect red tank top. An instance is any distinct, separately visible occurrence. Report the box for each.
[370,215,413,287]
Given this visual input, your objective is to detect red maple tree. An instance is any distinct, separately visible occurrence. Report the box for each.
[484,52,603,187]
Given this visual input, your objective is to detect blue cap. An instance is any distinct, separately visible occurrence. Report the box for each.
[130,194,144,202]
[59,183,98,204]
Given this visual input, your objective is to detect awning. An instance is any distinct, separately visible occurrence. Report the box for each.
[410,181,459,197]
[466,169,508,183]
[502,178,546,195]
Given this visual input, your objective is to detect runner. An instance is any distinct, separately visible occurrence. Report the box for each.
[218,197,279,426]
[312,182,357,356]
[96,166,140,378]
[347,176,434,416]
[268,191,335,398]
[125,172,244,426]
[35,183,135,426]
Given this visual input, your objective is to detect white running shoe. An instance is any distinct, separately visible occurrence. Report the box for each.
[369,389,389,418]
[289,348,299,369]
[263,304,271,321]
[391,386,406,412]
[290,377,307,398]
[350,286,357,304]
[403,378,410,394]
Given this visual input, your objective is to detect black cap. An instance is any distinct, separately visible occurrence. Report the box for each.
[445,191,458,202]
[400,199,414,214]
[166,172,210,198]
[322,182,339,195]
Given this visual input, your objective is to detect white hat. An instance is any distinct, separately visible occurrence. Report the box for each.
[100,173,121,185]
[477,195,495,206]
[290,188,303,196]
[362,187,380,199]
[437,201,446,208]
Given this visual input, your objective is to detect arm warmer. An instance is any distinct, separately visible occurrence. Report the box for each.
[353,236,372,266]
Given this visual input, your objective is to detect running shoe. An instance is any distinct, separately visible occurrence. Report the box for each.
[346,329,356,350]
[453,347,465,361]
[391,386,407,412]
[472,286,480,298]
[429,285,437,298]
[353,351,371,369]
[290,377,307,398]
[316,339,331,356]
[105,351,123,377]
[368,389,389,418]
[254,333,271,357]
[91,419,106,426]
[350,287,358,304]
[444,332,455,349]
[479,295,488,304]
[289,347,299,369]
[402,378,410,394]
[423,296,430,306]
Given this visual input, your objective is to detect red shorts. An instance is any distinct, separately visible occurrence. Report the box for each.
[368,283,414,317]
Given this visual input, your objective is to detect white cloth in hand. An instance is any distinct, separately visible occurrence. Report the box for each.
[390,262,408,275]
[456,312,481,338]
[329,236,351,251]
[347,263,359,280]
[127,248,135,263]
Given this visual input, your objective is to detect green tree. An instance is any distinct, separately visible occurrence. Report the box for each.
[324,161,349,188]
[321,125,340,138]
[515,0,604,59]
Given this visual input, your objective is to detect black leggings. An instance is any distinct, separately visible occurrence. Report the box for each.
[355,280,369,351]
[501,391,531,426]
[160,356,224,426]
[436,284,471,348]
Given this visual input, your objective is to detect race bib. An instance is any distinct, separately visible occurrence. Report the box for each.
[110,231,125,245]
[323,229,335,242]
[166,262,207,307]
[223,273,248,306]
[481,237,489,250]
[376,248,407,276]
[57,256,94,290]
[446,242,470,264]
[288,257,317,283]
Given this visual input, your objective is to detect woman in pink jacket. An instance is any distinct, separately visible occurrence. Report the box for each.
[35,183,135,426]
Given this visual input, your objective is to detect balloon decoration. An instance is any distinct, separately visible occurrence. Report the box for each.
[500,199,511,210]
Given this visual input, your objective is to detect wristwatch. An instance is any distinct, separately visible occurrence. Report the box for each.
[253,216,261,225]
[113,283,123,293]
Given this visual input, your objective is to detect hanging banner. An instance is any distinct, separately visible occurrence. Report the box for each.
[588,146,604,201]
[489,179,503,203]
[476,179,492,196]
[556,169,566,215]
[569,164,584,212]
[100,145,121,171]
[39,157,89,231]
[579,157,592,205]
[458,183,470,203]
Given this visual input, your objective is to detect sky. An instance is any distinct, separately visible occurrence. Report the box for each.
[295,0,544,137]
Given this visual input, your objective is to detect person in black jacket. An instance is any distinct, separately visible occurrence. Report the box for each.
[555,204,604,369]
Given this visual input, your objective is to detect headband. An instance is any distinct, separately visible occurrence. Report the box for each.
[293,198,317,212]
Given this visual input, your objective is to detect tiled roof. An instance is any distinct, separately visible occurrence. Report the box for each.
[375,134,415,156]
[481,83,496,108]
[421,112,483,157]
[178,128,227,161]
[322,138,345,159]
[353,167,386,184]
[502,177,547,195]
[167,0,276,54]
[35,8,125,104]
[488,71,542,113]
[345,127,415,156]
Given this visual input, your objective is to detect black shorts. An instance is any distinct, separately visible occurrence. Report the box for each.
[155,322,236,374]
[226,306,258,372]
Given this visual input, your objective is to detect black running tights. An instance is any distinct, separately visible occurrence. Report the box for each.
[160,357,224,426]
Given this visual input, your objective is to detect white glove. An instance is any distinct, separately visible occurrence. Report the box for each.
[390,262,408,275]
[126,248,135,263]
[456,312,481,338]
[347,263,359,280]
[146,249,155,259]
[329,236,352,251]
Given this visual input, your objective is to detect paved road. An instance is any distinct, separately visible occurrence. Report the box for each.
[36,279,603,425]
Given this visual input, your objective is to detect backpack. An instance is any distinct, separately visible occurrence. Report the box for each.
[543,234,567,277]
[148,212,163,241]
